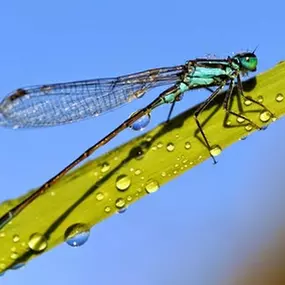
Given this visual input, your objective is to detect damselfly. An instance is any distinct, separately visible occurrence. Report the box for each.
[0,51,273,229]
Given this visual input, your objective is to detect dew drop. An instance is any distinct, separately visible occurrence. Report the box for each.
[104,206,111,213]
[127,195,132,202]
[115,198,126,209]
[236,117,245,124]
[244,98,253,106]
[209,145,222,157]
[145,179,160,194]
[129,112,151,131]
[184,141,191,150]
[101,162,110,173]
[276,93,284,102]
[64,223,90,247]
[161,171,166,177]
[134,169,142,175]
[259,110,271,122]
[0,232,5,238]
[157,142,163,149]
[226,120,232,126]
[257,95,264,103]
[28,233,48,252]
[12,235,20,243]
[244,124,253,132]
[116,175,131,191]
[95,192,105,201]
[166,143,175,152]
[151,146,157,151]
[10,252,19,260]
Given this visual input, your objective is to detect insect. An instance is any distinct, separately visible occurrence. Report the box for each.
[0,51,273,229]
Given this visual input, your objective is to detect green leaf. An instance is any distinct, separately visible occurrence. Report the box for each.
[1,61,285,273]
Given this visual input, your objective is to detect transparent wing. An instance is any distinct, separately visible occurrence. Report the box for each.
[0,65,184,128]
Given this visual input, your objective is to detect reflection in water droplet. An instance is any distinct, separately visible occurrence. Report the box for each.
[129,112,151,131]
[28,233,48,252]
[236,117,245,124]
[161,171,166,177]
[96,192,105,201]
[64,223,90,247]
[244,98,253,106]
[257,95,264,103]
[145,179,160,194]
[209,145,222,157]
[118,207,127,214]
[166,143,175,152]
[135,148,144,160]
[276,93,284,102]
[115,198,126,209]
[104,206,111,213]
[127,195,132,202]
[116,175,131,191]
[245,124,253,132]
[101,162,110,173]
[184,141,191,150]
[259,110,271,122]
[11,263,25,270]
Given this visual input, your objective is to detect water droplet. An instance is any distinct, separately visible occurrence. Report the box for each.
[151,145,157,151]
[157,142,163,148]
[145,179,160,194]
[166,143,175,152]
[257,95,264,103]
[184,141,191,150]
[11,246,17,252]
[12,235,20,243]
[259,110,271,122]
[64,223,90,247]
[129,112,151,131]
[96,192,105,201]
[236,117,245,124]
[146,135,152,142]
[134,169,142,175]
[10,263,25,270]
[28,233,48,252]
[115,198,126,209]
[276,93,284,102]
[244,124,253,132]
[101,162,110,173]
[127,195,132,202]
[209,145,222,157]
[135,147,144,160]
[226,120,232,126]
[240,136,247,141]
[116,175,131,191]
[161,171,166,177]
[104,206,111,213]
[244,98,253,106]
[0,232,5,238]
[10,252,19,260]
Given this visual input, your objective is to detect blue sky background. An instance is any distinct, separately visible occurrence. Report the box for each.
[1,0,285,284]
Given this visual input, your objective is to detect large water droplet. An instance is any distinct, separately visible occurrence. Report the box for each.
[259,110,271,122]
[166,143,175,152]
[209,145,222,157]
[145,179,160,194]
[28,233,48,252]
[129,112,151,131]
[116,175,131,191]
[64,223,90,247]
[276,93,284,102]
